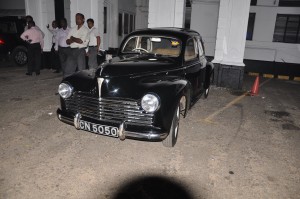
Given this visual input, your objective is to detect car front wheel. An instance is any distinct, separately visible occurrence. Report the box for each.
[11,46,27,66]
[162,100,182,147]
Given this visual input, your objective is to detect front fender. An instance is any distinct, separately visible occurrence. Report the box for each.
[139,76,191,134]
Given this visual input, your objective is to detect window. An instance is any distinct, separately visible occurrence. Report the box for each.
[273,14,300,43]
[0,22,17,33]
[130,14,134,33]
[247,13,256,40]
[124,13,129,34]
[104,7,107,34]
[118,13,122,36]
[122,36,181,57]
[185,38,197,61]
[250,0,257,6]
[279,0,300,7]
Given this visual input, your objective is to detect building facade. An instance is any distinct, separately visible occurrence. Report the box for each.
[0,0,299,86]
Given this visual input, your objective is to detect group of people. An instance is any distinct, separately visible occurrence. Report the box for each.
[20,13,101,78]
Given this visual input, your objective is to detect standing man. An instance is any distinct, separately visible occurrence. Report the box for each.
[87,18,101,69]
[55,18,70,77]
[24,15,45,37]
[20,21,44,76]
[47,20,60,72]
[65,13,89,78]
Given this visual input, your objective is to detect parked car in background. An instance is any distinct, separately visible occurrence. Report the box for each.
[0,16,28,66]
[57,28,214,147]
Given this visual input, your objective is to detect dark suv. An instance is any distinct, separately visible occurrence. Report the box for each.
[0,16,28,66]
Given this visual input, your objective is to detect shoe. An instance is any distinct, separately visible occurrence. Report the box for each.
[26,72,32,76]
[36,72,40,76]
[53,70,60,73]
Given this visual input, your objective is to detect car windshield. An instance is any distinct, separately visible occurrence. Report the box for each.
[122,35,181,57]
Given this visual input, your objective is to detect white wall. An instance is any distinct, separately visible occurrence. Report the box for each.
[136,0,149,30]
[190,0,219,56]
[25,0,55,51]
[148,0,186,28]
[190,0,300,64]
[245,4,300,63]
[119,0,136,13]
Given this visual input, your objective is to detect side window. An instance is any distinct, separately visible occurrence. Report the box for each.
[185,38,197,61]
[123,37,137,52]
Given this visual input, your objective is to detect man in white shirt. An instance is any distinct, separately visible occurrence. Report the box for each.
[87,18,101,69]
[65,13,89,78]
[55,18,70,77]
[47,20,60,72]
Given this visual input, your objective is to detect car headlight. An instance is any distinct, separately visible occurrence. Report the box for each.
[141,94,160,113]
[58,83,73,99]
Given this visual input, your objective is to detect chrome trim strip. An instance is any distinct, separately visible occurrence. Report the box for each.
[124,131,168,140]
[97,78,104,98]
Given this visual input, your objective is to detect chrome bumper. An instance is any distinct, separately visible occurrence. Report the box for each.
[57,109,168,141]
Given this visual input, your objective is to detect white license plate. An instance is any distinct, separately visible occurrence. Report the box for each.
[78,120,119,138]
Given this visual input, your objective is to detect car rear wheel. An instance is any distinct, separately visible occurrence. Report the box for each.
[162,96,186,147]
[204,71,214,99]
[11,46,27,66]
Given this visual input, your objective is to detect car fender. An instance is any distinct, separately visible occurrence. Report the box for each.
[139,75,191,134]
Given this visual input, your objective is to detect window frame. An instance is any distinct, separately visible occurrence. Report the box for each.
[273,14,300,44]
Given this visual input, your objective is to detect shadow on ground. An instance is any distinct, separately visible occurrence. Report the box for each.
[111,175,196,199]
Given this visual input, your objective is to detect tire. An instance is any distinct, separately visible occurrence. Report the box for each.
[162,101,181,147]
[204,71,214,99]
[11,46,28,66]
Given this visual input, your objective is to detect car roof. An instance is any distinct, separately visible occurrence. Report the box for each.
[127,27,201,41]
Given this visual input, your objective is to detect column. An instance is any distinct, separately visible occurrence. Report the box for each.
[25,0,55,51]
[148,0,186,28]
[212,0,250,89]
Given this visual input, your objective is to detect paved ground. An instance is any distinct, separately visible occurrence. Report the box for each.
[0,62,299,199]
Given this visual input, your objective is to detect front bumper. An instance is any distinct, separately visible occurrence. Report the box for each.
[57,109,168,141]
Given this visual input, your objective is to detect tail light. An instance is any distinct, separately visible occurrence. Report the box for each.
[0,39,4,45]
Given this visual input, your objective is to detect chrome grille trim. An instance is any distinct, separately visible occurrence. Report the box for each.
[65,93,154,126]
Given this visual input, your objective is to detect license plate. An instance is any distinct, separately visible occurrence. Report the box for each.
[78,120,119,138]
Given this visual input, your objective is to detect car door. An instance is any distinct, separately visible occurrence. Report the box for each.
[184,37,202,99]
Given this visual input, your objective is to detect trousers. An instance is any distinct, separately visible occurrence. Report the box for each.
[65,48,86,78]
[58,47,70,77]
[88,46,98,69]
[27,43,41,74]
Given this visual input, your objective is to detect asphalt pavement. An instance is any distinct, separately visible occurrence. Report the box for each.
[0,61,299,199]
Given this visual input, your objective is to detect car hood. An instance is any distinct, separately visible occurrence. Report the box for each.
[96,54,180,78]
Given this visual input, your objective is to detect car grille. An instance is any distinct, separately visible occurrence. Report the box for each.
[65,93,154,126]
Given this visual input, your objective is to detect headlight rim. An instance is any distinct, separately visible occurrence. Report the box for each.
[58,82,73,99]
[141,93,160,113]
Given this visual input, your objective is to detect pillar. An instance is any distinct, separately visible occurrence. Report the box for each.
[212,0,251,89]
[148,0,186,28]
[25,0,55,51]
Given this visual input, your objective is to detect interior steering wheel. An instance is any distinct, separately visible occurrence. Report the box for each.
[132,48,149,53]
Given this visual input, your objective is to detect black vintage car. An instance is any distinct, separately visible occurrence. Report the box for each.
[57,28,214,147]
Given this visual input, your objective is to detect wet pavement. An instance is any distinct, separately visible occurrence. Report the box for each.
[0,61,299,199]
